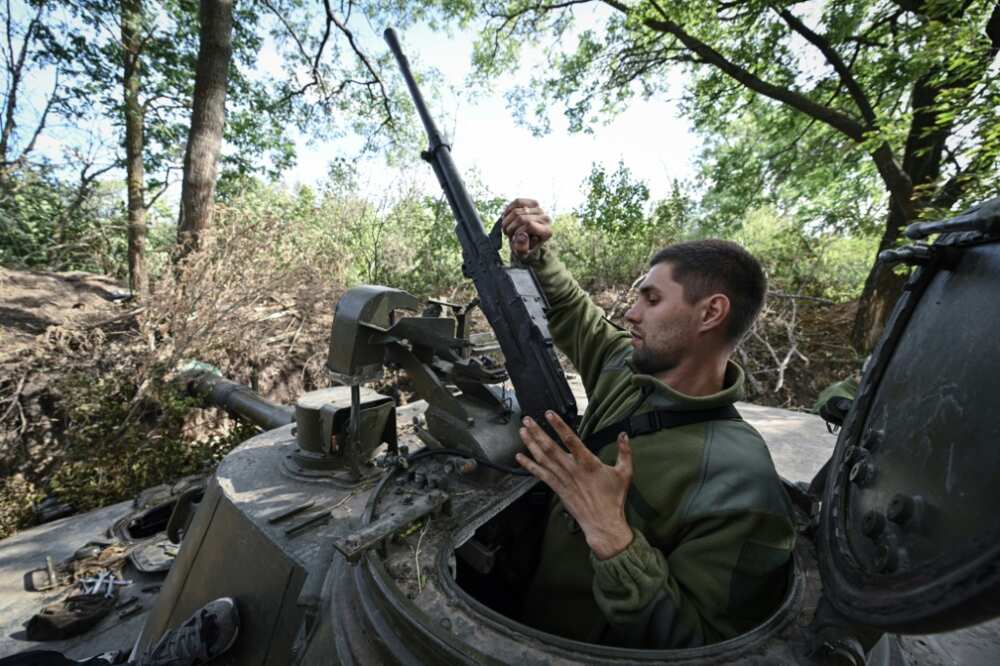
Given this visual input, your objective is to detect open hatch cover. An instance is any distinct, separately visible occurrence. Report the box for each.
[817,221,1000,634]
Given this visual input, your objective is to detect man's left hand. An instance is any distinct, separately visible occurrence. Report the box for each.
[516,411,634,560]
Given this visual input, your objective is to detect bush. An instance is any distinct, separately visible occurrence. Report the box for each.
[0,184,366,536]
[0,169,129,276]
[731,206,878,302]
[46,368,253,514]
[549,213,660,288]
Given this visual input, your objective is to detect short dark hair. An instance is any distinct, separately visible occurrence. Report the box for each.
[649,239,766,344]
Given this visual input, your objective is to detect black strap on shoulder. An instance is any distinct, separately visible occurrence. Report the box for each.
[584,404,742,455]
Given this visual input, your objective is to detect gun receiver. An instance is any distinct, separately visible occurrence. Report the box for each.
[384,28,578,431]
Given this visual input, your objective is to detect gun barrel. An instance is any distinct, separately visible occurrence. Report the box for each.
[384,28,446,151]
[384,28,578,430]
[384,28,489,251]
[184,372,294,431]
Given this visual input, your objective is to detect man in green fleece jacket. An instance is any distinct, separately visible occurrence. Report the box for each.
[500,198,795,649]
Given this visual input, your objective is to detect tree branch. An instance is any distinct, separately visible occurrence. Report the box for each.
[896,2,998,212]
[49,155,117,239]
[929,140,997,211]
[14,71,58,166]
[323,0,393,127]
[489,0,595,26]
[602,0,917,218]
[610,0,867,141]
[145,165,181,211]
[271,79,317,110]
[259,0,328,97]
[890,0,925,15]
[987,1,1000,54]
[4,0,14,72]
[0,1,42,165]
[768,290,835,305]
[775,7,877,127]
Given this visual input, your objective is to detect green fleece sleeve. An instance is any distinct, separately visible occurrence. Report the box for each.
[591,511,793,649]
[520,246,631,394]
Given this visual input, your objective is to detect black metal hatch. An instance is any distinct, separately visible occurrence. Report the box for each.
[817,199,1000,634]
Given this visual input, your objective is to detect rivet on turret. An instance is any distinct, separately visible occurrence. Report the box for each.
[849,461,876,485]
[887,494,923,526]
[862,511,885,538]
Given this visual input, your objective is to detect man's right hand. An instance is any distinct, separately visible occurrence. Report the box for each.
[501,198,553,257]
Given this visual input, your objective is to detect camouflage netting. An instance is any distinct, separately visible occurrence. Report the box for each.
[0,211,349,538]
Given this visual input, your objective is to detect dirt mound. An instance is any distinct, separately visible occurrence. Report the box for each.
[0,268,128,365]
[0,258,341,539]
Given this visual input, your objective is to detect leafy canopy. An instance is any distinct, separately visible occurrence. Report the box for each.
[418,0,999,230]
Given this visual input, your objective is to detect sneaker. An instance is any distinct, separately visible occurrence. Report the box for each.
[136,597,239,666]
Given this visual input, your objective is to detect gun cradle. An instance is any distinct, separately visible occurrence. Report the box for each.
[327,284,525,467]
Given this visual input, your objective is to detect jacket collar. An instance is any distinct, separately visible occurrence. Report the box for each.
[629,359,746,411]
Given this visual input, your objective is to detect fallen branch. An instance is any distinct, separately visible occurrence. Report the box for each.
[735,347,765,395]
[767,290,836,305]
[774,299,802,391]
[775,342,797,392]
[287,319,305,353]
[0,373,27,424]
[86,307,147,329]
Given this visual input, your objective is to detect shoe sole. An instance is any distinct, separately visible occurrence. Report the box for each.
[215,598,240,656]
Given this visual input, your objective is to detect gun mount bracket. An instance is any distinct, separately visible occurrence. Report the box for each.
[283,387,397,484]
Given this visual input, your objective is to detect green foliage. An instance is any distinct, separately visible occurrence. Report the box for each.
[577,161,650,236]
[423,0,1000,338]
[557,161,875,301]
[732,206,879,302]
[45,368,254,514]
[0,168,128,275]
[0,474,42,540]
[63,0,300,182]
[371,195,463,294]
[695,110,888,239]
[555,164,690,288]
[204,176,506,299]
[0,167,182,278]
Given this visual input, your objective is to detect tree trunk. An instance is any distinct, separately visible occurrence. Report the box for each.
[850,200,908,353]
[175,0,234,262]
[849,70,959,353]
[122,0,148,296]
[848,0,1000,352]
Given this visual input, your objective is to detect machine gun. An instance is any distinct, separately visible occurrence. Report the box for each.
[383,28,578,434]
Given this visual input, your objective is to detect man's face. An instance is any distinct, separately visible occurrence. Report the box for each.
[624,262,702,375]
